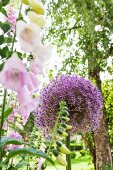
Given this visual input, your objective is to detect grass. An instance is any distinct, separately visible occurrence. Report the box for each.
[46,154,94,170]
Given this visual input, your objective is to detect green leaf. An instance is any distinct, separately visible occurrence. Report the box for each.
[0,2,2,9]
[0,137,24,149]
[1,21,11,33]
[0,47,10,58]
[14,159,26,169]
[2,0,10,6]
[0,8,7,16]
[0,62,4,71]
[7,166,17,170]
[17,52,22,59]
[5,148,54,165]
[5,37,13,43]
[0,35,5,45]
[0,21,2,27]
[4,107,13,121]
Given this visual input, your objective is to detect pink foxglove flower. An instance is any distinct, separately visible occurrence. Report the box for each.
[16,86,38,124]
[0,52,29,92]
[5,131,23,150]
[16,20,41,52]
[37,158,44,170]
[8,112,14,122]
[30,60,44,75]
[2,122,7,130]
[37,143,46,170]
[7,8,16,32]
[27,72,39,91]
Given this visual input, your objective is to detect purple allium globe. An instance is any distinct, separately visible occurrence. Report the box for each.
[35,75,103,133]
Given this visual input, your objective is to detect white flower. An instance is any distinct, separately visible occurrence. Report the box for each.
[33,44,52,65]
[29,44,52,75]
[16,20,41,52]
[27,11,46,28]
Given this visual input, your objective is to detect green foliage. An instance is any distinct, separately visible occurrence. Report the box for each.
[1,21,11,33]
[4,148,54,165]
[0,137,24,148]
[1,0,10,6]
[0,35,5,45]
[43,0,113,77]
[80,150,86,157]
[0,8,7,16]
[102,165,113,170]
[102,80,113,146]
[3,107,13,121]
[70,151,76,159]
[0,63,4,72]
[14,159,26,169]
[0,46,11,58]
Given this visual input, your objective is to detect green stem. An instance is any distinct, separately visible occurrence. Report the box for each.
[66,132,71,170]
[11,2,22,52]
[0,3,23,169]
[0,89,7,138]
[47,111,61,154]
[0,89,7,170]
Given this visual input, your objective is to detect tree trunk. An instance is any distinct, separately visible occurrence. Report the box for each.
[94,115,112,170]
[88,58,112,170]
[82,133,96,170]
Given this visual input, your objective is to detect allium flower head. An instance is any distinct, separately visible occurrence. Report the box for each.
[35,75,103,133]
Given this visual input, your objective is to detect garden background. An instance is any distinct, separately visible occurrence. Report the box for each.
[0,0,113,170]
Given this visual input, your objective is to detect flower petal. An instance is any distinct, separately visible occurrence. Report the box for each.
[27,11,46,28]
[30,0,45,15]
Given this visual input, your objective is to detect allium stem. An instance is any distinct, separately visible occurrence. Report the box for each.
[66,132,71,170]
[0,89,7,170]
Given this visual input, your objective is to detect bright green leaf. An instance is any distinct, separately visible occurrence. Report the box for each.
[0,62,4,71]
[5,148,54,165]
[0,137,24,149]
[4,107,13,121]
[14,159,26,169]
[0,46,10,58]
[0,21,2,27]
[7,166,17,170]
[0,2,2,9]
[2,0,10,6]
[5,37,13,43]
[0,8,7,16]
[1,21,11,33]
[0,35,5,45]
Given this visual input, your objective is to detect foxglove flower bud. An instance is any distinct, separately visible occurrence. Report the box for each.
[61,110,69,116]
[53,150,67,166]
[21,0,30,5]
[60,116,70,122]
[56,141,70,154]
[61,123,72,130]
[57,129,68,137]
[30,0,45,15]
[27,11,46,28]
